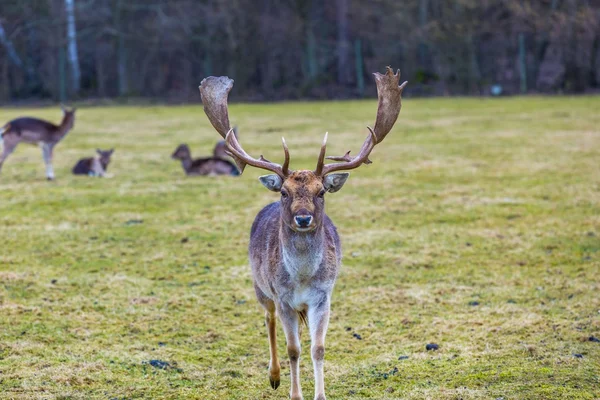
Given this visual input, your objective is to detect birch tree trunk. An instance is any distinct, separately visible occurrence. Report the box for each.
[64,0,81,94]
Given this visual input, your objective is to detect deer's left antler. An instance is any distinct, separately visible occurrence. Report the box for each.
[315,67,408,176]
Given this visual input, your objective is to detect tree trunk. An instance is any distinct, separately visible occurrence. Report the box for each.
[306,18,318,82]
[418,0,429,68]
[114,0,128,96]
[304,0,320,83]
[0,20,35,91]
[96,41,106,98]
[59,43,67,103]
[518,33,527,93]
[0,21,24,69]
[0,55,9,101]
[354,39,364,96]
[260,0,275,95]
[533,0,560,90]
[64,0,81,94]
[336,0,351,85]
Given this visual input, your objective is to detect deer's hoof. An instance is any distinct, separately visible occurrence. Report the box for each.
[47,177,54,181]
[269,377,281,389]
[269,376,280,390]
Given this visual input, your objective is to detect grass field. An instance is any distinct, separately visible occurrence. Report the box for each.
[0,96,599,400]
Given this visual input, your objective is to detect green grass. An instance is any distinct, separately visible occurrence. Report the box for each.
[0,96,599,399]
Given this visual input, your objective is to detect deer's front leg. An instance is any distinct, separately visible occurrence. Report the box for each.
[41,143,55,180]
[278,302,303,400]
[308,297,331,400]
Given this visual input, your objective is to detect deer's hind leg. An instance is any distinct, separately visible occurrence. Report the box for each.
[254,283,281,390]
[0,134,19,173]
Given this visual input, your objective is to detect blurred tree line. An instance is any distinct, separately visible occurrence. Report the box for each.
[0,0,598,102]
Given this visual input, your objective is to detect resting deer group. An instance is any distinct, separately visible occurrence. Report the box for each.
[200,66,407,400]
[171,127,240,176]
[0,105,76,180]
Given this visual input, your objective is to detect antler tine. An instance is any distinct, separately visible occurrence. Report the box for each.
[325,151,351,162]
[224,129,292,179]
[314,132,328,175]
[199,76,247,173]
[281,137,290,176]
[320,67,407,176]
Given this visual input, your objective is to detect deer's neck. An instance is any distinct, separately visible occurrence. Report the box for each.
[279,220,325,279]
[58,116,74,136]
[180,157,193,171]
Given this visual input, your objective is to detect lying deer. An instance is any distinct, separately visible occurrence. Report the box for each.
[212,126,238,159]
[0,105,76,180]
[171,138,240,176]
[72,148,114,177]
[199,67,407,400]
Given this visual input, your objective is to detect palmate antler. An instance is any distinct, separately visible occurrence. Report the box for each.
[200,66,406,179]
[315,67,408,176]
[199,76,291,179]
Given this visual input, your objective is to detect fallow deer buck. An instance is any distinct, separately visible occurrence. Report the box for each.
[0,105,76,180]
[199,67,407,400]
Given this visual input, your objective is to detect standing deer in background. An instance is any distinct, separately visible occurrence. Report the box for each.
[200,67,407,400]
[0,105,76,180]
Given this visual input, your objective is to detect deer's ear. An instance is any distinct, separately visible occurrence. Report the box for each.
[323,173,349,193]
[259,174,283,192]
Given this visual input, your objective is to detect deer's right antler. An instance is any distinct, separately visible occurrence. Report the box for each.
[199,76,292,179]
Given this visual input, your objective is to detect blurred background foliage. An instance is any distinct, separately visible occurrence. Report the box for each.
[0,0,599,103]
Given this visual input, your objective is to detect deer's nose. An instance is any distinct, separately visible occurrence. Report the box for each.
[294,215,313,228]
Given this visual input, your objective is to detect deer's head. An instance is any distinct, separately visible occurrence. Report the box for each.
[96,148,114,168]
[258,170,348,232]
[199,67,407,233]
[171,144,191,160]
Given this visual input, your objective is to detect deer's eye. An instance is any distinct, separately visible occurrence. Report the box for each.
[281,191,289,199]
[318,190,326,198]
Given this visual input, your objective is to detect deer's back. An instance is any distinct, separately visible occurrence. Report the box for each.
[186,157,239,176]
[72,158,93,175]
[7,117,59,143]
